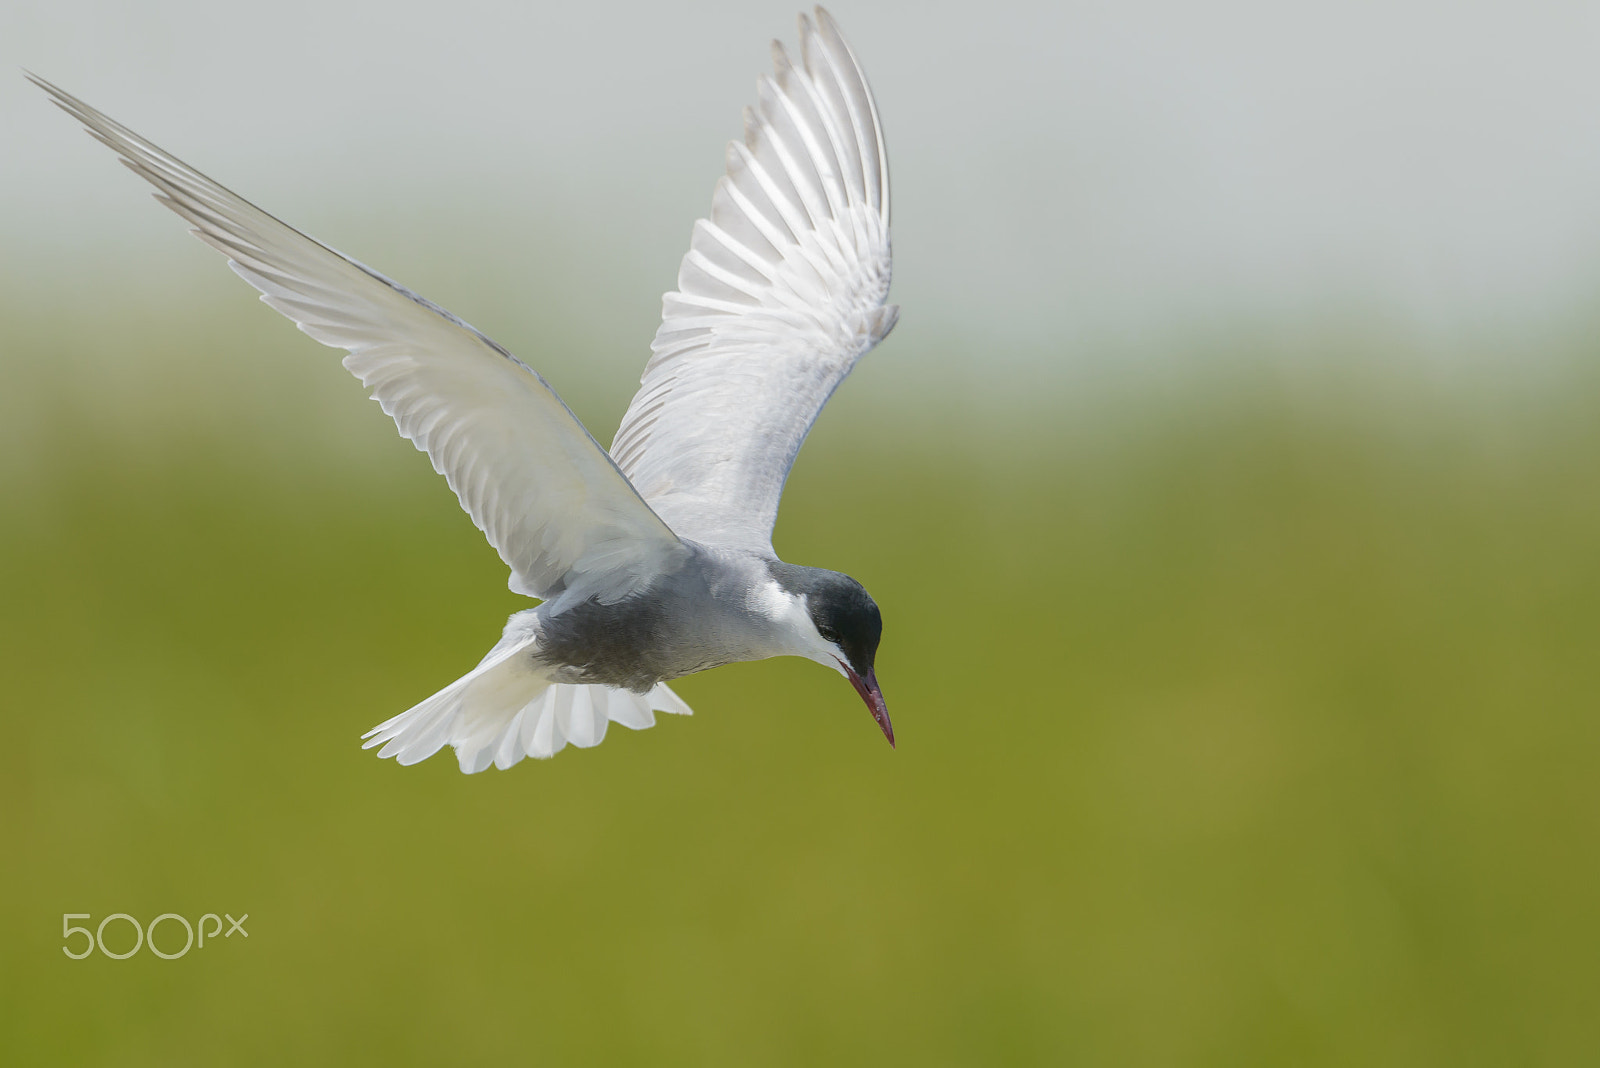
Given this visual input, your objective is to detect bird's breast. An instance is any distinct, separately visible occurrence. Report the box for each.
[531,555,780,691]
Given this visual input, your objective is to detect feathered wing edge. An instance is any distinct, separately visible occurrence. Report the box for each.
[610,7,897,551]
[28,72,687,608]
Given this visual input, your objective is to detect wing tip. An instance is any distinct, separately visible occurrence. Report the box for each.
[23,69,62,97]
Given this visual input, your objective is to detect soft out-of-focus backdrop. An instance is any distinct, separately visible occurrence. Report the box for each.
[4,1,1600,1064]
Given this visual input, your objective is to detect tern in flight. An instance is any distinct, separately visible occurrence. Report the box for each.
[32,8,898,772]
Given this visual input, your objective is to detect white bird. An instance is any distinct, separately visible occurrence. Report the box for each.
[30,6,897,773]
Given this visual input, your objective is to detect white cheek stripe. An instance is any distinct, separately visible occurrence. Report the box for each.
[745,581,842,667]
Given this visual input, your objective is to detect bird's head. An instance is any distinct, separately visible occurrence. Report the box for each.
[767,564,892,747]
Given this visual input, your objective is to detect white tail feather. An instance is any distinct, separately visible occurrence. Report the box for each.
[360,637,692,773]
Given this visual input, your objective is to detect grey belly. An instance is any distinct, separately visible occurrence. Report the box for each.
[530,594,737,692]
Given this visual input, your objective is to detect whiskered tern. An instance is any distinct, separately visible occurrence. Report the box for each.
[31,7,897,773]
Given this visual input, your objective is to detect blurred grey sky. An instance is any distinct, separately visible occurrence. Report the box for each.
[6,0,1600,370]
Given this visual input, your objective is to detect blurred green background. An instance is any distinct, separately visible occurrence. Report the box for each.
[6,1,1600,1065]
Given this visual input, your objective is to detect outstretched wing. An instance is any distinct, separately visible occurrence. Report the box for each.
[610,8,896,554]
[32,75,688,607]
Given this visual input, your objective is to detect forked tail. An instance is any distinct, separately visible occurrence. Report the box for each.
[360,638,692,773]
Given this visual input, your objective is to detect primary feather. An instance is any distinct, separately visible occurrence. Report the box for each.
[611,8,897,553]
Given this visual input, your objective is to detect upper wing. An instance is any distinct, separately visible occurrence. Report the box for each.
[32,75,688,607]
[609,8,897,553]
